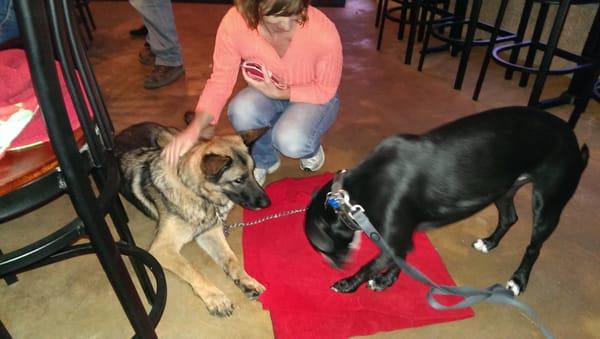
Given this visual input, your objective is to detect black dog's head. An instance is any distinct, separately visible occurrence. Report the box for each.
[305,180,358,268]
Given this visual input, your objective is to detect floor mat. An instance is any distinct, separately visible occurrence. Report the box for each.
[243,173,474,339]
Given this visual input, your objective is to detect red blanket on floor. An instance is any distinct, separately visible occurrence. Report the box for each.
[243,173,474,339]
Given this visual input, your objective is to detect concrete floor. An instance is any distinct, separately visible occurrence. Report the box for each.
[1,1,599,338]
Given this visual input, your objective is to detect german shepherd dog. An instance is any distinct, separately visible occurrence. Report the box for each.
[114,120,269,317]
[305,106,588,296]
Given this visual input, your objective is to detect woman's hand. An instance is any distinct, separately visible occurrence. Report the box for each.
[242,64,290,100]
[162,111,214,169]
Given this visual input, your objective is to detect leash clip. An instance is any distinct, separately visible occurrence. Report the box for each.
[326,170,365,231]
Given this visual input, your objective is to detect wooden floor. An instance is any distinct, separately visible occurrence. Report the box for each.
[1,0,599,338]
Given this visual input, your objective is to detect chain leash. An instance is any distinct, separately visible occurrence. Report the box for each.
[222,207,308,236]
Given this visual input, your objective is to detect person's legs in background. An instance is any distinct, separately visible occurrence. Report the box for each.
[0,0,20,45]
[228,86,340,185]
[129,0,184,89]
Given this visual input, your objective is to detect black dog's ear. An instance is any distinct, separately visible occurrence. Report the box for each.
[183,111,195,126]
[201,153,232,180]
[238,127,270,148]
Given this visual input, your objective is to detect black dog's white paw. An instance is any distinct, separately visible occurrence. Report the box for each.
[331,278,361,293]
[472,239,490,253]
[506,279,521,296]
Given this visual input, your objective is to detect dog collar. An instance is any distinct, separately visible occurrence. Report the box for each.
[325,169,364,231]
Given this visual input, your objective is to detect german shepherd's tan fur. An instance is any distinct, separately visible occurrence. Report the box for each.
[115,122,270,317]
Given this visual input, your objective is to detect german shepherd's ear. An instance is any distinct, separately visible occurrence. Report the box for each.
[201,153,233,180]
[184,111,195,126]
[238,127,269,147]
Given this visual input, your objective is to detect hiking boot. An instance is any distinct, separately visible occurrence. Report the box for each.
[254,159,281,186]
[138,42,155,65]
[143,65,185,89]
[300,145,325,171]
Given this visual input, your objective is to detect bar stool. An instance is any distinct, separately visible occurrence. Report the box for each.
[473,0,600,127]
[376,0,450,64]
[418,0,517,90]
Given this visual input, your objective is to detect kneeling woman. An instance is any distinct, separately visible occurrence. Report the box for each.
[163,0,343,185]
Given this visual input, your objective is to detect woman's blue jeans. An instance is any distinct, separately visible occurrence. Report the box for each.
[227,87,340,169]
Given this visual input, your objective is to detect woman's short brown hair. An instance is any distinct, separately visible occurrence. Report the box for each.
[235,0,310,29]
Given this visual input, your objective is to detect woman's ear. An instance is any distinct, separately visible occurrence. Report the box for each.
[238,127,270,147]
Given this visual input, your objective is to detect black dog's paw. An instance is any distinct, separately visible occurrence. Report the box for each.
[472,238,498,253]
[331,277,362,293]
[367,274,398,291]
[507,273,528,296]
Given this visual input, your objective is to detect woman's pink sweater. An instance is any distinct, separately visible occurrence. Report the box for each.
[195,6,343,123]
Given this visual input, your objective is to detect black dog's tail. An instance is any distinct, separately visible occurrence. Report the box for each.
[581,144,590,171]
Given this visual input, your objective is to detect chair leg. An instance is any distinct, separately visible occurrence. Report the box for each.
[0,249,19,285]
[82,0,96,30]
[519,3,550,88]
[506,0,534,80]
[417,0,434,71]
[404,0,421,64]
[473,0,509,100]
[87,214,157,338]
[398,0,410,40]
[453,0,482,90]
[375,0,384,27]
[529,0,571,106]
[377,0,390,50]
[108,200,157,304]
[0,319,12,339]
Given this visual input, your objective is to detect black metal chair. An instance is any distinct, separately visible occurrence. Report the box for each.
[1,0,166,337]
[473,0,600,128]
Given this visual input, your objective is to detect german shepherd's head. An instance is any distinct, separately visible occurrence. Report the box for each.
[178,128,271,210]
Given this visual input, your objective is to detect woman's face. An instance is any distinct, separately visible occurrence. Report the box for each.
[261,14,300,33]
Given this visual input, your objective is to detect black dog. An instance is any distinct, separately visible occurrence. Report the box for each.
[305,106,588,296]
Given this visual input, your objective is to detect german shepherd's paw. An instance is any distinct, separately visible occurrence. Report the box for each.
[203,291,235,317]
[235,276,266,300]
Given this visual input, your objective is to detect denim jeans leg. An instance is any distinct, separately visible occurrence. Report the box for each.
[129,0,183,66]
[271,95,340,159]
[227,87,286,169]
[0,0,20,44]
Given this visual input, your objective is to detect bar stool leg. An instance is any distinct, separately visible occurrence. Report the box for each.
[397,0,411,40]
[417,0,434,71]
[505,0,534,80]
[404,0,421,64]
[472,0,510,100]
[375,0,384,27]
[529,0,572,106]
[453,0,482,90]
[519,3,550,88]
[376,0,391,50]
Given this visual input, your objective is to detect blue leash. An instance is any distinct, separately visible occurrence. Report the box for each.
[325,170,553,339]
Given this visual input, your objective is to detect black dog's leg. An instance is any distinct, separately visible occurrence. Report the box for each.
[507,188,568,295]
[473,191,519,253]
[473,177,529,253]
[367,265,401,291]
[331,255,394,293]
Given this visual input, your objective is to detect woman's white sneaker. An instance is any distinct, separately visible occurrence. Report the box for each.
[300,145,325,172]
[253,159,281,186]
